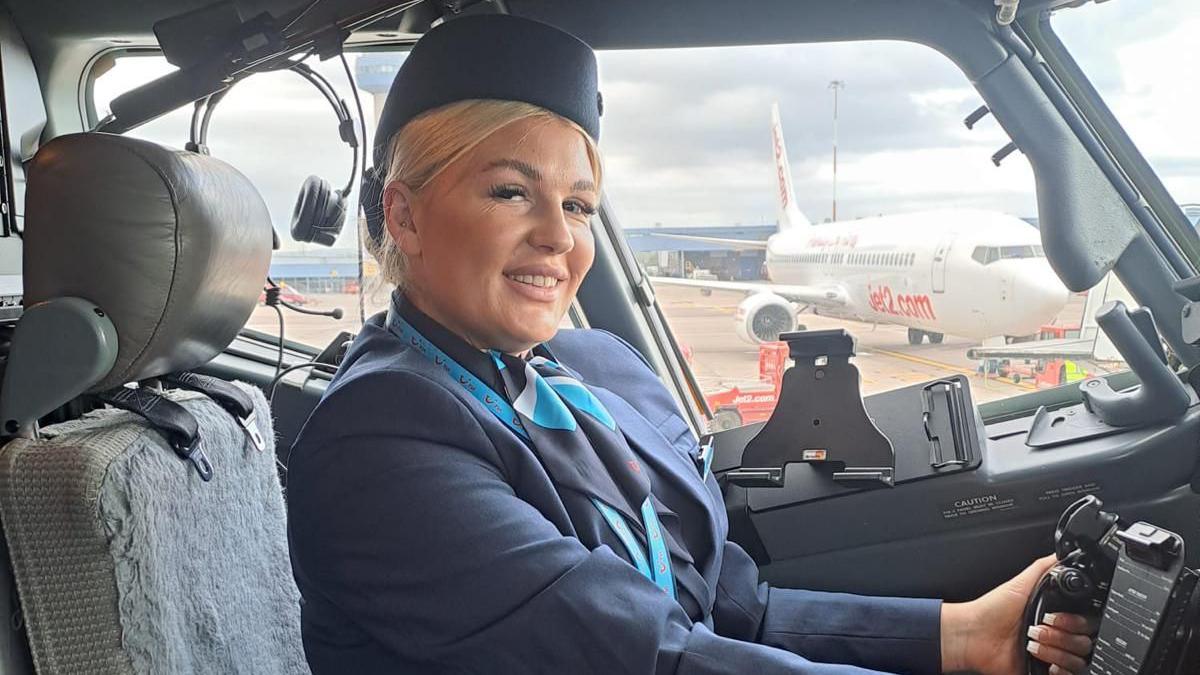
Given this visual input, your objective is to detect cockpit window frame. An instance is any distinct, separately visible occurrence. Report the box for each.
[70,10,1191,426]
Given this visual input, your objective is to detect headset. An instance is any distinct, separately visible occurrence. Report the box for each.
[187,60,359,247]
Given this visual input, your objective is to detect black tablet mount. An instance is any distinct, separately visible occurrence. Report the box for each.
[723,329,981,495]
[736,329,894,487]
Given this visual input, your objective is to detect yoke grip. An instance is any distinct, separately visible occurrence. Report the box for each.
[1080,301,1189,427]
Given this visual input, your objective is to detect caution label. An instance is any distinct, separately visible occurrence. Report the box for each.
[941,493,1016,520]
[1037,481,1102,503]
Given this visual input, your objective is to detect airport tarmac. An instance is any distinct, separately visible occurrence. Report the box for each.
[245,284,1100,406]
[656,286,1037,404]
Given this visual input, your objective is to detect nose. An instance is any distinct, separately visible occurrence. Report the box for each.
[1010,264,1069,332]
[528,203,575,255]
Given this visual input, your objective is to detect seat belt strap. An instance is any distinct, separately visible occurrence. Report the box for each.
[165,372,266,452]
[98,387,213,481]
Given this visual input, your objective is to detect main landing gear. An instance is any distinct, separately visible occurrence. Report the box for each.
[907,328,944,346]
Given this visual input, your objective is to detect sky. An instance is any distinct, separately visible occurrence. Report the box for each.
[91,0,1199,253]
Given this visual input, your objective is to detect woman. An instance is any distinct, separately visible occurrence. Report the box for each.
[287,14,1094,675]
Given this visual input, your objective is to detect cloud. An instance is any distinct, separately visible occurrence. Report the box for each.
[598,40,1037,226]
[90,4,1198,246]
[1050,6,1200,211]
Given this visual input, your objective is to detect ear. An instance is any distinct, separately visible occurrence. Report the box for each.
[383,180,422,258]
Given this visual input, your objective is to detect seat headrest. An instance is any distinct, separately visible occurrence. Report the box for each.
[22,133,272,392]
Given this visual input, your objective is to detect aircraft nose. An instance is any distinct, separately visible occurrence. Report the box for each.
[1013,265,1069,329]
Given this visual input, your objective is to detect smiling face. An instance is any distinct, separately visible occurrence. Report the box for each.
[383,115,599,354]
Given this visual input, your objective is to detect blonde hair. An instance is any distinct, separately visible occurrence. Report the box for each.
[365,99,603,289]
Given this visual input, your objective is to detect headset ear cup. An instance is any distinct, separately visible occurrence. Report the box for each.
[291,175,326,242]
[325,191,347,240]
[291,175,344,246]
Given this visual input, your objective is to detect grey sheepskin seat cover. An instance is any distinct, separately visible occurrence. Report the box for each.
[0,383,308,674]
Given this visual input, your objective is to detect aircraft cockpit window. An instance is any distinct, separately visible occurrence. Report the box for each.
[972,245,1045,265]
[612,38,1116,431]
[997,245,1043,260]
[85,25,1174,432]
[971,246,997,265]
[1052,0,1199,262]
[89,52,590,352]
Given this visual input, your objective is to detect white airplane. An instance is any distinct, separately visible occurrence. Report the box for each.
[650,104,1069,346]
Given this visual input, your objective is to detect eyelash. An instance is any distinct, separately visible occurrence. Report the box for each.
[489,184,527,201]
[489,184,597,217]
[567,200,598,217]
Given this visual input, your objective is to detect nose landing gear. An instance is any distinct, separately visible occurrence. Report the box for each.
[906,328,944,345]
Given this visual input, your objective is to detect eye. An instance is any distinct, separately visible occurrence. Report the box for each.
[564,199,597,217]
[489,184,528,202]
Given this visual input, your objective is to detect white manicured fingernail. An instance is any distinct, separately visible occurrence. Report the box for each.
[1027,626,1044,641]
[1027,641,1040,655]
[1043,612,1060,626]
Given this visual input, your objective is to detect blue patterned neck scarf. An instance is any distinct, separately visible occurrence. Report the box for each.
[490,350,676,598]
[386,294,696,598]
[385,293,682,600]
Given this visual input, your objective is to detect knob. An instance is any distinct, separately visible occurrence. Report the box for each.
[1059,569,1092,598]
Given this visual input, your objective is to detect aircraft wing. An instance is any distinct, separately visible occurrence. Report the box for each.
[649,233,770,250]
[649,276,848,307]
[965,336,1096,361]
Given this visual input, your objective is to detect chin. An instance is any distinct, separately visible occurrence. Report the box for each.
[519,324,560,347]
[500,308,565,346]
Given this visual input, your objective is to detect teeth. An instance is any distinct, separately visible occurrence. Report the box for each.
[507,274,560,288]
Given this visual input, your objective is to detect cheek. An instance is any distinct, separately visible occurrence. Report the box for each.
[569,229,596,279]
[424,207,515,279]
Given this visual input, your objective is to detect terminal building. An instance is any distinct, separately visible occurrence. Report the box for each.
[624,224,774,280]
[268,224,778,292]
[270,217,1103,291]
[269,249,363,294]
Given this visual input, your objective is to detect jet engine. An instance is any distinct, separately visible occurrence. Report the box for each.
[735,293,797,344]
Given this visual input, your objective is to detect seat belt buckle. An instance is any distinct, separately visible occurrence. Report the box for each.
[238,411,267,452]
[173,436,214,482]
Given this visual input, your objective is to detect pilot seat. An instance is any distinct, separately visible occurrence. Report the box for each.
[0,132,307,674]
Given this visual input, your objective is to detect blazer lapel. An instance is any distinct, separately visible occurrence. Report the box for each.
[589,383,721,535]
[586,383,719,611]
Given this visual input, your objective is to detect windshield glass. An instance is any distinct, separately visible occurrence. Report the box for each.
[599,39,1111,424]
[1052,0,1200,232]
[92,52,404,353]
[90,36,1134,429]
[972,245,1046,265]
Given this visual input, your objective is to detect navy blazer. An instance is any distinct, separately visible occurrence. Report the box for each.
[287,302,942,674]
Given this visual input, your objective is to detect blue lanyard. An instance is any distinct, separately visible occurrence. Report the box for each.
[392,313,529,440]
[392,312,676,600]
[591,497,676,597]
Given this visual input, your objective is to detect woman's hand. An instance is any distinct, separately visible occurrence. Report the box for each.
[941,555,1096,675]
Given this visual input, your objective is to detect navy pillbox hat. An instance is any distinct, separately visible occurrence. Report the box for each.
[362,14,602,242]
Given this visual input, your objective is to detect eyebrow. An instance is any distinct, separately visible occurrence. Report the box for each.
[485,158,597,194]
[485,159,541,182]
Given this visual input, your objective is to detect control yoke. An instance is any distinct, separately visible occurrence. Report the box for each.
[1079,301,1189,427]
